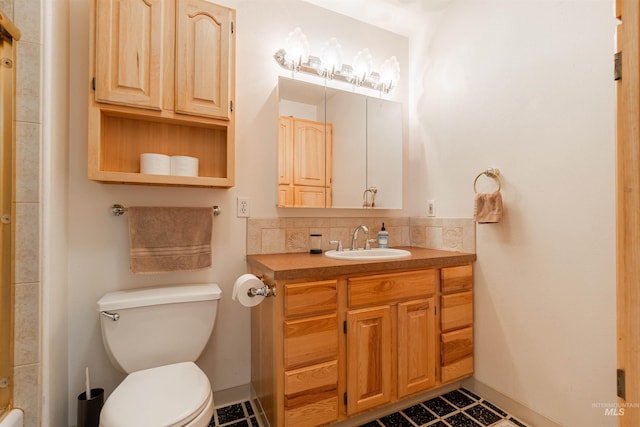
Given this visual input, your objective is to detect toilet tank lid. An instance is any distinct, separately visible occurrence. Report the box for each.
[97,283,221,311]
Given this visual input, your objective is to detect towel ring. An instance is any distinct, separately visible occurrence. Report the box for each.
[473,168,501,193]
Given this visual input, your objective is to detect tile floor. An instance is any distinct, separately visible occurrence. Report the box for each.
[357,388,529,427]
[209,400,260,427]
[209,388,529,427]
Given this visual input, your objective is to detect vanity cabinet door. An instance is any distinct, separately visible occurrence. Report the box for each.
[346,306,392,415]
[397,298,437,398]
[95,0,164,109]
[175,0,233,119]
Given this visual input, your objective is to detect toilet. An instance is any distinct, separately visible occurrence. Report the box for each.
[96,283,221,427]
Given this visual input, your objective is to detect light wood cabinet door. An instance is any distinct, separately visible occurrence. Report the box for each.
[397,298,437,398]
[175,0,233,119]
[346,306,392,415]
[293,119,326,187]
[95,0,164,109]
[277,117,332,207]
[278,117,293,185]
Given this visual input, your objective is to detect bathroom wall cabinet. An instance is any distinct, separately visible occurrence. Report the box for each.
[88,0,235,187]
[278,116,333,207]
[247,250,475,427]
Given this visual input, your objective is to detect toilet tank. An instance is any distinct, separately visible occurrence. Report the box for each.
[97,283,221,373]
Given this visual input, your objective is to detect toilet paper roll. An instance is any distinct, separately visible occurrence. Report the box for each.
[140,153,171,175]
[232,274,265,307]
[170,156,199,177]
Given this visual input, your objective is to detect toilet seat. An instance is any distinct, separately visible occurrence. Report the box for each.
[100,362,213,427]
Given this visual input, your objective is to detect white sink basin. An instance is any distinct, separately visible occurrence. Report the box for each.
[324,248,411,261]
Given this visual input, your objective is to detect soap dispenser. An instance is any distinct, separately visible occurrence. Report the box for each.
[377,223,389,248]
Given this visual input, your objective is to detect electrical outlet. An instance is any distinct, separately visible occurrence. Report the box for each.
[237,197,250,218]
[427,200,436,217]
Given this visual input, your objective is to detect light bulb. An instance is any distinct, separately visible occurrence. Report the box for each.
[353,48,373,82]
[380,56,400,90]
[284,27,309,66]
[321,37,343,75]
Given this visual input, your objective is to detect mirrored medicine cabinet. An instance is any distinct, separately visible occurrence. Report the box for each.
[276,76,403,209]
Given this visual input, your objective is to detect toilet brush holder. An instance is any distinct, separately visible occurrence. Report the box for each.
[77,388,104,427]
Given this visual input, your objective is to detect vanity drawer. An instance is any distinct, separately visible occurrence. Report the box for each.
[284,314,338,369]
[285,360,338,395]
[441,355,473,384]
[348,269,437,308]
[441,291,473,332]
[284,280,337,317]
[441,264,473,294]
[284,361,339,427]
[285,394,338,427]
[441,327,473,365]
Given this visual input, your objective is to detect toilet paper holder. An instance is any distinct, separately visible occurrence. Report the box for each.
[247,281,276,298]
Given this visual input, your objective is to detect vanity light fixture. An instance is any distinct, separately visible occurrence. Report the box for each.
[273,28,400,93]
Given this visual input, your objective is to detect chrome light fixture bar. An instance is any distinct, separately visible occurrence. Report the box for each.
[273,28,400,94]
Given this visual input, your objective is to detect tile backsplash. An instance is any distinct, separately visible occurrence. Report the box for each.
[247,217,475,255]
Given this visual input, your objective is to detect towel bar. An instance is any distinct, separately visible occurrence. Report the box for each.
[473,168,501,193]
[111,204,221,217]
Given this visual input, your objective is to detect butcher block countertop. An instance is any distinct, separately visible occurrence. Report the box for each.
[246,247,476,281]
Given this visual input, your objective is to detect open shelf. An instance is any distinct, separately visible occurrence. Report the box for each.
[89,108,234,188]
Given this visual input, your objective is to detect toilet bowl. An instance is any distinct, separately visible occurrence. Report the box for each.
[97,283,221,427]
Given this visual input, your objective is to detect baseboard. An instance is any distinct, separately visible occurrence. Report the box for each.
[461,378,562,427]
[213,383,253,407]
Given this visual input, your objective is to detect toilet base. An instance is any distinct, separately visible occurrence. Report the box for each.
[184,392,214,427]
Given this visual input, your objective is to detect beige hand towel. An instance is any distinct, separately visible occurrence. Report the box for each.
[474,191,503,223]
[128,206,212,274]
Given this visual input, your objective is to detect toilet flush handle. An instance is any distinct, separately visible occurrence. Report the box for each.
[101,311,120,321]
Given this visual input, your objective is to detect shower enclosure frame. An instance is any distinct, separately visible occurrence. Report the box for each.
[0,10,20,419]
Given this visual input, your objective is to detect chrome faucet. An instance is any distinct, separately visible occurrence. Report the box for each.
[351,225,369,250]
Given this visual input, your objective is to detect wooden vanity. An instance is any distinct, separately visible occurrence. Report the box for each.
[246,247,476,427]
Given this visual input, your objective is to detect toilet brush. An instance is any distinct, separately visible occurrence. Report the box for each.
[85,367,91,400]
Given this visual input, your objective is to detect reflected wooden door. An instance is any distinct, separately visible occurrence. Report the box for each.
[616,0,640,424]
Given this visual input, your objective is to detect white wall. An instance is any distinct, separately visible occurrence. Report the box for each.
[410,1,617,425]
[65,0,408,421]
[43,0,70,425]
